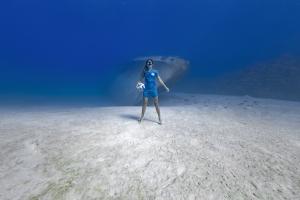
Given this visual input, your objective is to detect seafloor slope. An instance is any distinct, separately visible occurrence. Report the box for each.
[0,93,299,200]
[192,55,300,102]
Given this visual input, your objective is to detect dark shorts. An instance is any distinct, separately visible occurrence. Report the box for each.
[143,89,158,98]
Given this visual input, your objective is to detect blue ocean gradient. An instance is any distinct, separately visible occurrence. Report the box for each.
[0,0,299,104]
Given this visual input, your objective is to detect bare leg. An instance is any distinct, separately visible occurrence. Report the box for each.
[154,96,162,124]
[138,97,148,123]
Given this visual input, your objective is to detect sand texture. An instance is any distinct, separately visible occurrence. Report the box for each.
[0,93,299,200]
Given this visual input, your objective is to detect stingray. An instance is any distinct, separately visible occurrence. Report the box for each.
[109,56,189,105]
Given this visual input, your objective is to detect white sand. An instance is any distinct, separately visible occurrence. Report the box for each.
[0,93,299,200]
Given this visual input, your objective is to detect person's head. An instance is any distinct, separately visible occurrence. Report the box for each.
[144,59,153,71]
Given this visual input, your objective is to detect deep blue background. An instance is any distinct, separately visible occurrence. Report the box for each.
[0,0,299,99]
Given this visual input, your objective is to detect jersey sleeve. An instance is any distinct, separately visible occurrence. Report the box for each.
[155,70,159,78]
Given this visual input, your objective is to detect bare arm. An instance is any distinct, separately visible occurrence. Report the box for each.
[157,75,170,92]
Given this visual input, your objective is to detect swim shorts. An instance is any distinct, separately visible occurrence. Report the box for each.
[143,89,158,98]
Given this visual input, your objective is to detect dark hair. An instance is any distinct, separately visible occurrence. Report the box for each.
[144,59,154,72]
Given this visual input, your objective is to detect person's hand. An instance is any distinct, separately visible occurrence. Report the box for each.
[166,87,170,92]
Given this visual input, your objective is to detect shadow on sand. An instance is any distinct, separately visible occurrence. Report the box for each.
[119,114,158,123]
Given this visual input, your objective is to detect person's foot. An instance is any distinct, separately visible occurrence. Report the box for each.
[158,119,162,125]
[138,117,143,123]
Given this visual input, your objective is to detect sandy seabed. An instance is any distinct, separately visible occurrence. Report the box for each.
[0,93,299,200]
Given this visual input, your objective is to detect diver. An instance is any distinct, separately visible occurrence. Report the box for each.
[137,59,170,125]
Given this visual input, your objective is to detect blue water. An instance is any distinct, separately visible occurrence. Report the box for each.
[0,0,299,104]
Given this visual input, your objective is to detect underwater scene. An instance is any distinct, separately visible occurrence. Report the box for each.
[0,1,299,199]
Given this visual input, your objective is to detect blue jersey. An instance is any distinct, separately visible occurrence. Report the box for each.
[143,69,159,97]
[144,69,159,90]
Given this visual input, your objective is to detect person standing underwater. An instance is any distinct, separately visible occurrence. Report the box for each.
[137,59,170,125]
